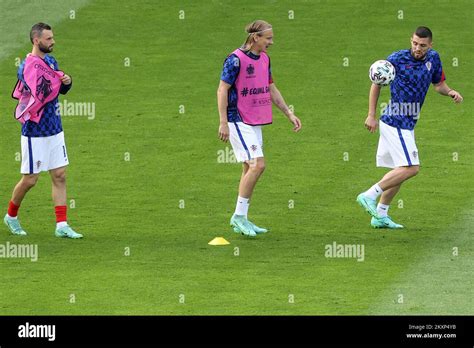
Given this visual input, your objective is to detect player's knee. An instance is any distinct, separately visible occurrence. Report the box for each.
[248,159,265,173]
[408,165,420,177]
[255,159,266,173]
[242,163,250,174]
[52,169,67,183]
[22,174,39,188]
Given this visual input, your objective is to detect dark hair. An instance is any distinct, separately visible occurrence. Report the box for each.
[30,23,52,44]
[414,26,432,41]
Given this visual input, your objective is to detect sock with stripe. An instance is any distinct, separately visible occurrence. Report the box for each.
[235,196,249,217]
[377,203,389,218]
[364,183,383,200]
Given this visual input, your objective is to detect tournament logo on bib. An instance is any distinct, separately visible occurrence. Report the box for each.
[425,62,432,71]
[246,64,255,76]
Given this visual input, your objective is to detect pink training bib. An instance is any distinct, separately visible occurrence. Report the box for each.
[232,49,272,126]
[12,54,64,124]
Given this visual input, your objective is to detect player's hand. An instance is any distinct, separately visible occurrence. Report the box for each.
[289,113,302,132]
[448,90,463,103]
[218,123,229,142]
[60,74,72,85]
[365,115,378,133]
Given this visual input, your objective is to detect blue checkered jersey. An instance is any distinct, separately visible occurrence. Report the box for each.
[18,55,72,137]
[220,49,273,123]
[380,49,445,130]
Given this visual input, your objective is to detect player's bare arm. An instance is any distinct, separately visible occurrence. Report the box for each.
[217,80,231,142]
[269,83,302,132]
[434,80,463,103]
[365,83,382,133]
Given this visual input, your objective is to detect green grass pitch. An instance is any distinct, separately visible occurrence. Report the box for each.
[0,0,472,315]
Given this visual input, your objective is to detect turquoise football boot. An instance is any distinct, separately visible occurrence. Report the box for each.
[230,214,256,237]
[233,222,268,234]
[4,215,27,236]
[356,193,379,218]
[371,216,404,229]
[55,225,83,239]
[244,220,268,234]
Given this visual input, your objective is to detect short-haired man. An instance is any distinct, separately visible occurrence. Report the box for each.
[4,23,83,239]
[357,26,463,228]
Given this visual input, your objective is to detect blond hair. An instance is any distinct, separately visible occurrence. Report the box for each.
[240,20,272,51]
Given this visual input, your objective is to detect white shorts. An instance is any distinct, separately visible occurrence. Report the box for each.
[376,121,419,168]
[228,122,264,162]
[21,132,69,174]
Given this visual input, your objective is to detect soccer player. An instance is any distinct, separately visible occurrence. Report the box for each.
[4,23,83,239]
[217,20,302,237]
[357,26,463,228]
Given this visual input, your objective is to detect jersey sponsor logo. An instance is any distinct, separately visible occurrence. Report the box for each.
[251,98,271,106]
[33,63,56,79]
[36,75,53,103]
[425,61,432,71]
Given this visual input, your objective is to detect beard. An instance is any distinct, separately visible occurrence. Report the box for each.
[38,42,53,53]
[411,49,427,61]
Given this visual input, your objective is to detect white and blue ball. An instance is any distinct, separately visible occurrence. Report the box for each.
[369,60,396,86]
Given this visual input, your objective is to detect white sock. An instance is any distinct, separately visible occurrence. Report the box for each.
[6,214,17,220]
[364,183,383,200]
[56,221,68,229]
[377,203,389,217]
[235,196,249,217]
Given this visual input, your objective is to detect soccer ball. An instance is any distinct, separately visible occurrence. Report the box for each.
[369,60,396,86]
